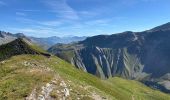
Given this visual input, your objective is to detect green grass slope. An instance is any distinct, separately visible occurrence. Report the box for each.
[0,55,170,100]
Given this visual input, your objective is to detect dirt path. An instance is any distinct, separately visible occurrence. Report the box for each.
[26,75,70,100]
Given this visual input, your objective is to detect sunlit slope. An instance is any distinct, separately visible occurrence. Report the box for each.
[0,55,170,100]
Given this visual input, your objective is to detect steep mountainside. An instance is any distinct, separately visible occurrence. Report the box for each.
[48,23,170,92]
[1,52,170,99]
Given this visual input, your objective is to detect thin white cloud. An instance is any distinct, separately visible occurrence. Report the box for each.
[17,9,42,12]
[83,16,126,26]
[16,12,26,16]
[9,27,61,37]
[16,17,64,27]
[12,0,129,37]
[83,20,108,26]
[40,20,63,26]
[16,17,38,24]
[43,0,79,20]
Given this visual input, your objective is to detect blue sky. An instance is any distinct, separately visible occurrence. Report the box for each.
[0,0,170,37]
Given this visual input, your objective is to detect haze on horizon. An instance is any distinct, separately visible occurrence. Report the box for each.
[0,0,170,37]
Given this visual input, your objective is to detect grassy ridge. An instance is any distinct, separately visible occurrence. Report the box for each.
[0,55,170,100]
[0,55,53,99]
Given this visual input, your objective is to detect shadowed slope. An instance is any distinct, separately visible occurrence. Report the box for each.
[0,38,50,61]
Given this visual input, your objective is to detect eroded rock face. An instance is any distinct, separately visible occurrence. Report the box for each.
[48,31,145,79]
[48,23,170,92]
[71,46,144,79]
[49,31,170,79]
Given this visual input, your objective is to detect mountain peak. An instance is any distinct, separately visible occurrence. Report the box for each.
[15,33,25,37]
[0,38,50,61]
[0,31,13,38]
[150,22,170,32]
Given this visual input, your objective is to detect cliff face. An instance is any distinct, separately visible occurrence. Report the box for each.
[49,32,142,79]
[71,46,142,79]
[48,30,170,79]
[70,32,143,79]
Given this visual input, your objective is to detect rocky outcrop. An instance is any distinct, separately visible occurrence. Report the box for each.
[26,76,70,100]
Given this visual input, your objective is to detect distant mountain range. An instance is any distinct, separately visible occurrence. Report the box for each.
[29,36,87,49]
[48,22,170,93]
[0,31,87,49]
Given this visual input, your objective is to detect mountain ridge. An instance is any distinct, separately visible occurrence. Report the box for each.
[149,22,170,32]
[0,30,87,50]
[48,23,170,93]
[0,38,50,61]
